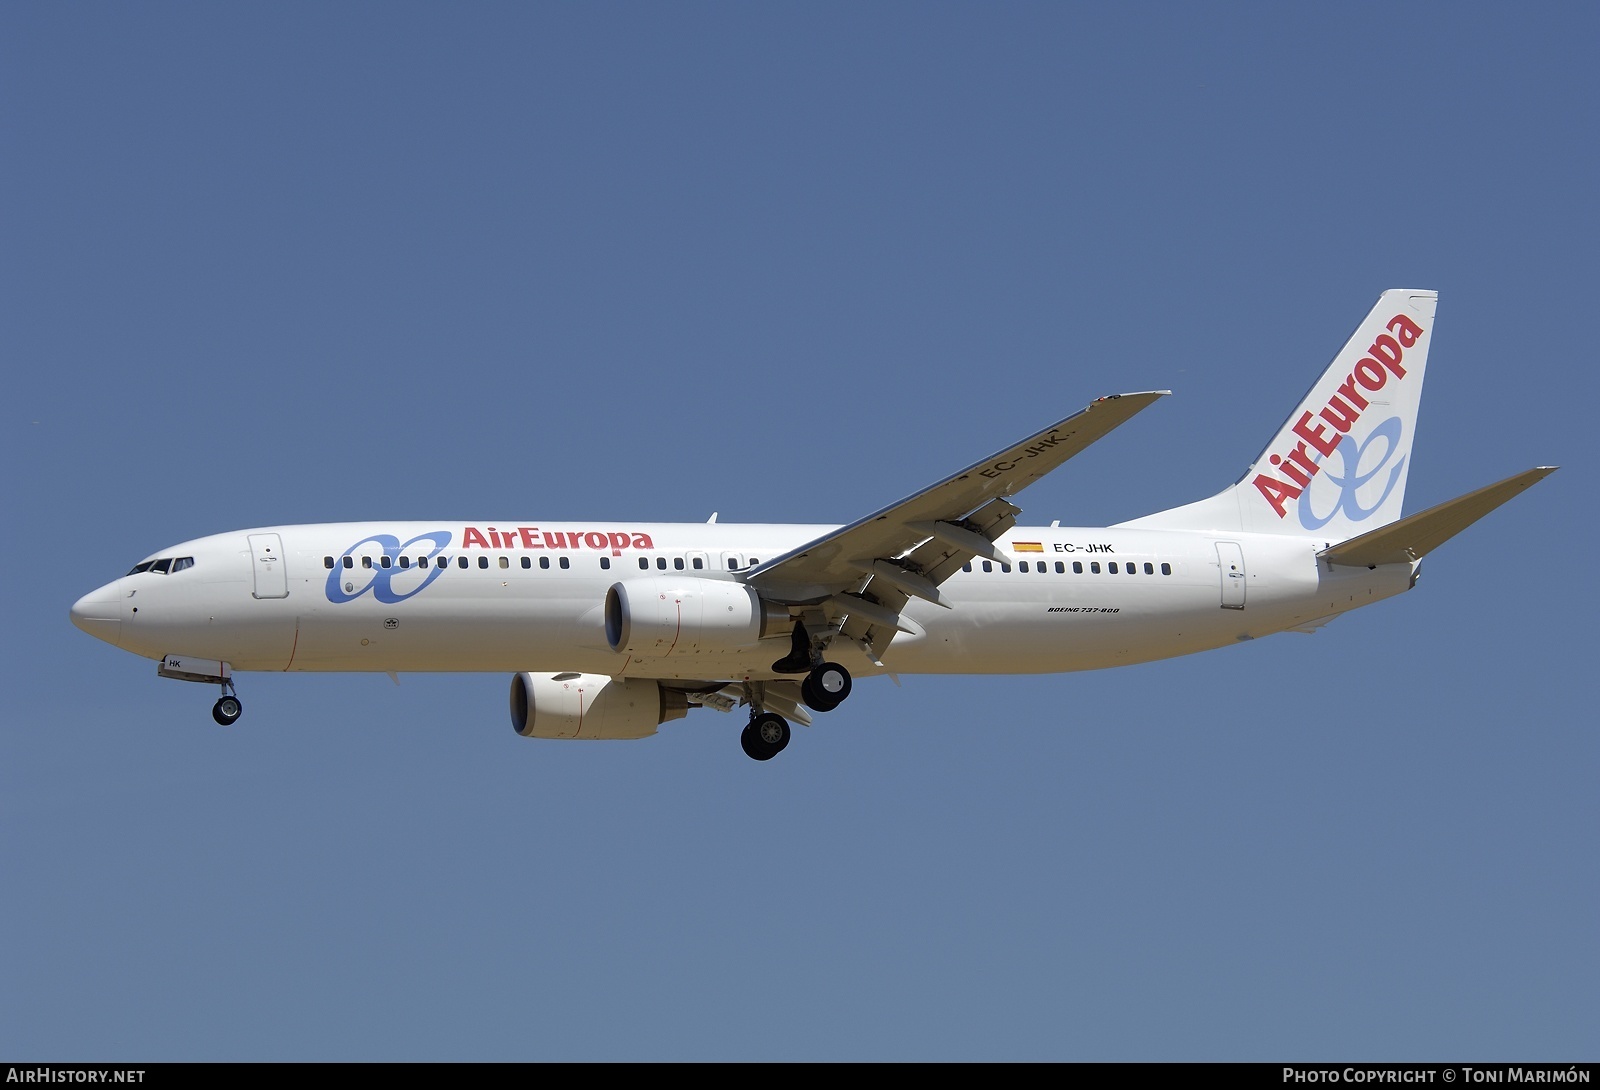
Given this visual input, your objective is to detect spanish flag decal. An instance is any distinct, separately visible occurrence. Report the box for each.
[1013,542,1044,553]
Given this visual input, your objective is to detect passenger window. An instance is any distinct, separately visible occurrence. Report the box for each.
[982,561,992,573]
[1161,562,1172,575]
[1073,561,1083,573]
[399,556,411,569]
[1127,564,1136,575]
[343,556,354,569]
[1091,562,1101,574]
[600,557,611,570]
[750,558,760,566]
[1038,564,1047,574]
[962,562,972,573]
[1144,562,1154,575]
[498,557,509,569]
[457,557,468,569]
[363,557,374,569]
[520,557,530,569]
[419,557,429,568]
[323,556,334,569]
[559,557,570,570]
[1000,564,1011,573]
[478,556,488,569]
[380,556,392,569]
[674,557,685,570]
[1055,562,1065,573]
[1108,562,1118,574]
[656,557,667,570]
[692,557,703,570]
[728,558,738,571]
[540,556,550,569]
[1019,562,1029,573]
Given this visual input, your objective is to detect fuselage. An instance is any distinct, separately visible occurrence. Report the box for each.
[69,520,1416,682]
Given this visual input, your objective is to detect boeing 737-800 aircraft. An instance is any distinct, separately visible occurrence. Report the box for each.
[71,290,1554,759]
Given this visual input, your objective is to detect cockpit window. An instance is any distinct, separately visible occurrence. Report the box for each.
[127,555,196,575]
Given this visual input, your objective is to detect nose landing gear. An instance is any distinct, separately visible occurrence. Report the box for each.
[211,680,243,726]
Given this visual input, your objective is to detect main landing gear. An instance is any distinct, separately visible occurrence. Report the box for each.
[740,621,858,760]
[741,712,791,761]
[800,661,852,712]
[773,621,854,713]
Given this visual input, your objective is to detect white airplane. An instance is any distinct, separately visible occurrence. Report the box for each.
[71,290,1555,760]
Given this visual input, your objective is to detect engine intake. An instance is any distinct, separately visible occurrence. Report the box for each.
[509,673,688,740]
[603,577,788,658]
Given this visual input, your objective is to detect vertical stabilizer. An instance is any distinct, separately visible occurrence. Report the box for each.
[1118,289,1438,539]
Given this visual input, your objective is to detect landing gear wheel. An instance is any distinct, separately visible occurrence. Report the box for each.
[740,712,791,761]
[801,661,852,712]
[212,696,243,726]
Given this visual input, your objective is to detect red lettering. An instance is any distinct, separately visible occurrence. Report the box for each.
[463,527,490,548]
[1368,333,1406,378]
[608,532,630,556]
[1354,358,1388,391]
[1336,375,1371,411]
[1285,441,1321,480]
[1292,410,1341,457]
[1270,453,1311,489]
[1321,395,1361,433]
[584,531,607,550]
[519,527,542,549]
[544,531,564,549]
[632,533,654,549]
[1253,474,1301,517]
[1387,313,1423,348]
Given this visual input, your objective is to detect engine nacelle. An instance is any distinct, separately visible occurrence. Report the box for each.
[509,673,688,740]
[604,577,788,658]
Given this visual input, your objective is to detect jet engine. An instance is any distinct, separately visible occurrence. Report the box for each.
[509,672,688,740]
[603,577,789,658]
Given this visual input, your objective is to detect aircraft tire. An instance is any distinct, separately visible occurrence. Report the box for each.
[800,675,838,712]
[742,713,790,760]
[212,696,242,726]
[802,662,851,711]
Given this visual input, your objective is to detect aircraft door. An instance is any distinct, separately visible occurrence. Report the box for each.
[1216,541,1246,609]
[248,533,290,599]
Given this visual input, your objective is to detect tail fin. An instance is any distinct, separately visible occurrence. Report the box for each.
[1119,289,1438,538]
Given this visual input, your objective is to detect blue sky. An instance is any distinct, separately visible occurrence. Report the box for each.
[3,3,1595,1061]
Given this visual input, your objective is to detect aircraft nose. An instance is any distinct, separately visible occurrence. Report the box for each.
[70,585,123,646]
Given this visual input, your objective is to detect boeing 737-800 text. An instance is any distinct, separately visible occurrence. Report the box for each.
[71,290,1555,759]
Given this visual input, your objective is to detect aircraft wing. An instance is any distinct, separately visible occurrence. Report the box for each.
[746,391,1168,660]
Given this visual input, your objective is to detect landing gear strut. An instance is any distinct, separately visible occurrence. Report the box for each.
[773,622,854,714]
[211,680,242,726]
[741,712,791,761]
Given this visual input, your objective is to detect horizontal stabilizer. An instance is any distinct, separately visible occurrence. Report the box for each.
[1318,467,1557,567]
